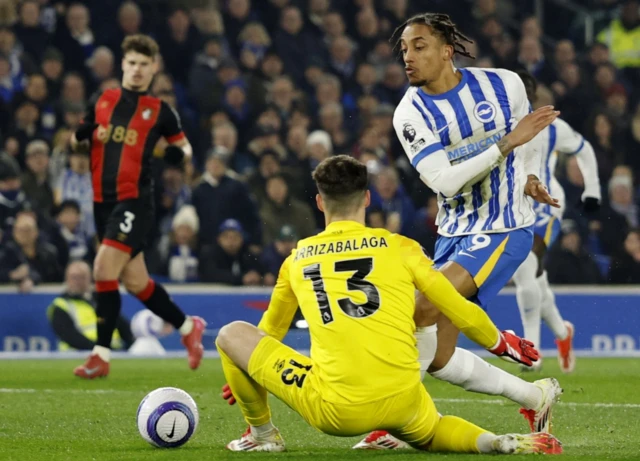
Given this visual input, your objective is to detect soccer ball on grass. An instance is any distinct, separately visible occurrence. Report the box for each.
[137,387,199,448]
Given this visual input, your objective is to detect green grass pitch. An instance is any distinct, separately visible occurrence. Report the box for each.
[0,358,639,460]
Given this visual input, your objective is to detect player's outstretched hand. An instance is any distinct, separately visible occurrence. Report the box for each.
[222,383,236,405]
[524,175,560,208]
[489,330,540,367]
[507,106,560,148]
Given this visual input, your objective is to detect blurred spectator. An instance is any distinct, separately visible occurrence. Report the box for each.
[12,73,56,138]
[323,11,346,46]
[0,212,62,291]
[608,169,638,227]
[585,111,623,184]
[9,101,43,166]
[597,0,640,85]
[521,16,542,41]
[608,228,640,283]
[86,46,115,94]
[329,35,358,86]
[13,0,49,63]
[40,47,64,96]
[247,123,287,164]
[198,218,263,285]
[624,102,640,176]
[157,163,191,237]
[53,3,95,75]
[51,199,92,265]
[59,72,85,112]
[47,261,133,351]
[150,205,200,283]
[238,22,271,71]
[21,139,53,216]
[377,63,407,106]
[157,7,202,85]
[106,1,143,63]
[260,173,316,245]
[248,149,297,205]
[0,153,25,239]
[54,148,93,238]
[192,149,261,247]
[274,5,325,86]
[369,166,416,237]
[546,220,603,284]
[224,0,257,54]
[261,224,298,286]
[517,36,555,84]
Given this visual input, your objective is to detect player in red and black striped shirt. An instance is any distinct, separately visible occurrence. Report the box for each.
[70,35,205,379]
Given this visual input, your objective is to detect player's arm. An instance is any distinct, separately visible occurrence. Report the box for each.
[159,101,193,162]
[256,255,299,341]
[393,101,506,197]
[71,93,99,152]
[399,237,539,365]
[555,118,601,209]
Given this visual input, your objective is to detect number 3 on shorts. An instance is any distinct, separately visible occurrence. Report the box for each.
[120,211,135,233]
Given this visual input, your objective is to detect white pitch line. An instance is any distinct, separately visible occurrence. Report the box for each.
[433,397,640,409]
[1,389,638,408]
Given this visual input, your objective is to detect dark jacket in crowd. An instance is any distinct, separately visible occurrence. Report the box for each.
[191,174,262,246]
[0,240,62,284]
[198,243,263,285]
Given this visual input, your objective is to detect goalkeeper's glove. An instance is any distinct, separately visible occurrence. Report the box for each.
[164,145,185,167]
[222,383,236,405]
[488,330,540,367]
[75,123,99,142]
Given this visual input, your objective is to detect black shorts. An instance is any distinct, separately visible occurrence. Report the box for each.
[94,197,155,257]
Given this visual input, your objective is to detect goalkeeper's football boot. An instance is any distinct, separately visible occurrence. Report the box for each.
[352,431,410,450]
[226,427,285,452]
[555,321,575,373]
[493,432,563,454]
[73,353,109,379]
[519,378,563,433]
[181,316,206,370]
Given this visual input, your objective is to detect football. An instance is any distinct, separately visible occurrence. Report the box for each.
[137,387,199,448]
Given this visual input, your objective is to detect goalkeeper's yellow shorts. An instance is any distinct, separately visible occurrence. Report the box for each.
[248,335,440,447]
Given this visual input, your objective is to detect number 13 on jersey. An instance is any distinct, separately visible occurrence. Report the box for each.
[302,257,381,325]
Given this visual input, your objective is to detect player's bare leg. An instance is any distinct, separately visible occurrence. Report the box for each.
[121,253,206,370]
[74,243,131,379]
[216,322,285,452]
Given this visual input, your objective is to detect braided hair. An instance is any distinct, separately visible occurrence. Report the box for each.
[390,13,475,59]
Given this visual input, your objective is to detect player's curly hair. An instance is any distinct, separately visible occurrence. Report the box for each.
[390,13,475,59]
[122,34,159,59]
[312,155,368,213]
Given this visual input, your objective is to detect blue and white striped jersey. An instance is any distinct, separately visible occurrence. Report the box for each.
[394,67,540,237]
[534,118,601,220]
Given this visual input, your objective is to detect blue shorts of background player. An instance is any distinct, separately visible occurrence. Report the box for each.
[533,214,561,248]
[433,226,534,308]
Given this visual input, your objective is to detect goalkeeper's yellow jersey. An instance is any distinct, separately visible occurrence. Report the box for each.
[258,220,500,405]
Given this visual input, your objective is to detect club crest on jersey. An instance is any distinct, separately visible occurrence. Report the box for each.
[142,108,153,120]
[473,101,497,124]
[402,123,416,142]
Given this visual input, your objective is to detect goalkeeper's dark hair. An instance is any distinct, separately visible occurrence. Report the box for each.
[312,155,368,213]
[390,13,475,59]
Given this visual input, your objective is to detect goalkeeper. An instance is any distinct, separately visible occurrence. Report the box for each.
[215,156,562,455]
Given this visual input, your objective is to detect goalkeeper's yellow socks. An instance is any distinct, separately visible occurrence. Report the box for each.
[428,415,493,453]
[217,342,271,427]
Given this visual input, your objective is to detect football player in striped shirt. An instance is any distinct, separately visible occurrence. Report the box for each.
[511,71,601,376]
[355,13,562,449]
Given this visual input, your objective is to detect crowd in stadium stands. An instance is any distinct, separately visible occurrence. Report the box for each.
[0,0,639,291]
